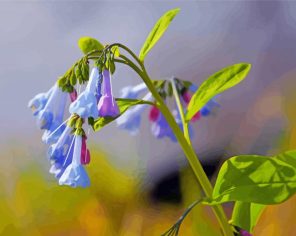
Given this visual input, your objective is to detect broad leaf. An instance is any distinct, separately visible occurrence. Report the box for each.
[78,37,104,55]
[139,8,180,62]
[231,201,265,233]
[92,98,153,131]
[185,63,251,121]
[207,150,296,205]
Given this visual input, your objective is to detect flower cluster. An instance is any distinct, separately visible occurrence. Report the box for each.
[116,79,219,142]
[28,67,120,187]
[29,64,218,187]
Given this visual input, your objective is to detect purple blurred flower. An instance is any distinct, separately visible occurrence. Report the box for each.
[120,82,147,99]
[69,68,100,119]
[59,135,90,188]
[97,69,119,117]
[116,92,152,135]
[240,229,252,236]
[151,112,177,142]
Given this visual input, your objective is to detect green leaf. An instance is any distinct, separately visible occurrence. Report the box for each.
[78,37,104,55]
[92,98,153,132]
[206,150,296,205]
[231,201,265,233]
[185,63,251,121]
[139,8,180,62]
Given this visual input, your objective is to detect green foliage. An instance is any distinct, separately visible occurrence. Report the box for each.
[92,98,153,131]
[78,36,104,55]
[139,8,180,62]
[207,150,296,205]
[58,58,90,92]
[231,201,265,233]
[185,63,251,121]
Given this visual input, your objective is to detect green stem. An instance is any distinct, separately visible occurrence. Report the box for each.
[170,78,191,146]
[99,46,233,236]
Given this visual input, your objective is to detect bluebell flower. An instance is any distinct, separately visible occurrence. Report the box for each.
[116,92,152,135]
[42,122,66,145]
[28,86,54,116]
[69,68,100,119]
[97,69,119,117]
[120,82,147,99]
[35,83,67,131]
[48,124,73,176]
[58,135,90,188]
[151,112,177,142]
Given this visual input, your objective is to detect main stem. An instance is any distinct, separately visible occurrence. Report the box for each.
[95,45,233,236]
[140,68,233,236]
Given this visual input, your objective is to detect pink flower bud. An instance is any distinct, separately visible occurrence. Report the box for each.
[149,106,160,122]
[70,89,77,102]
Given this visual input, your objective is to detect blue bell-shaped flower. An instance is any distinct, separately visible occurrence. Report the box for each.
[97,69,119,117]
[58,135,90,188]
[116,92,152,135]
[120,82,147,99]
[69,68,101,119]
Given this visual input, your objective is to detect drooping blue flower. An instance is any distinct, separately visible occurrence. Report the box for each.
[35,83,67,132]
[47,125,74,162]
[28,86,54,116]
[58,135,90,188]
[151,112,177,142]
[69,68,101,119]
[42,122,66,145]
[120,82,147,99]
[97,69,119,117]
[116,92,152,135]
[49,136,75,179]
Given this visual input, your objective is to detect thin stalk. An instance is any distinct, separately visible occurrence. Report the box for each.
[170,78,191,145]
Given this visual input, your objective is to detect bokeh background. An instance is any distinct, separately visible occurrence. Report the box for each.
[1,1,296,235]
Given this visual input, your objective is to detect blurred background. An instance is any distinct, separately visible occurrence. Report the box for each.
[1,1,296,235]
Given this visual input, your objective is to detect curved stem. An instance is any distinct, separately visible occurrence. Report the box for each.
[112,48,233,236]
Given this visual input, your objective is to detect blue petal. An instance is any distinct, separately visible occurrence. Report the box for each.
[151,114,177,142]
[28,86,53,116]
[120,83,147,99]
[69,91,99,118]
[42,122,66,144]
[58,164,90,188]
[49,135,74,179]
[116,111,142,135]
[36,111,53,130]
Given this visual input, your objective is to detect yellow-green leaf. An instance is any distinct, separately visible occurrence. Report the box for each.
[139,8,180,62]
[186,63,251,121]
[231,201,265,233]
[206,150,296,205]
